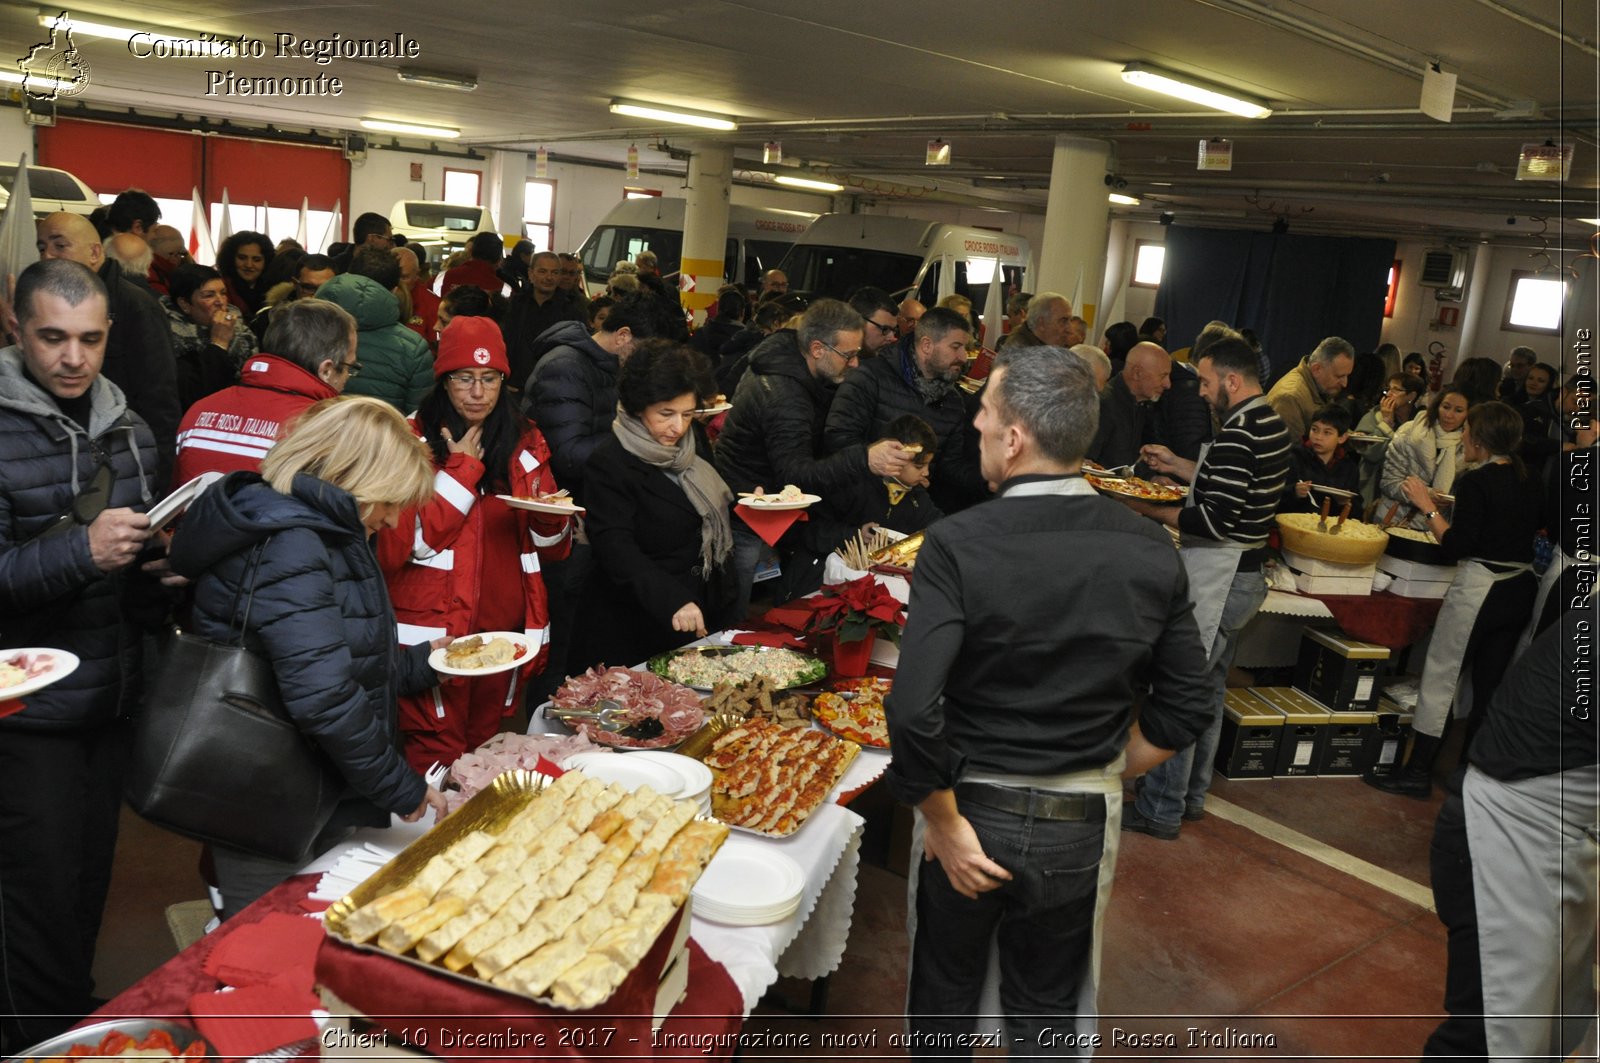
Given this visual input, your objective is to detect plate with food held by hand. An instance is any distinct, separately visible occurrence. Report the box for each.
[496,492,585,516]
[429,632,533,677]
[737,484,821,511]
[0,648,80,711]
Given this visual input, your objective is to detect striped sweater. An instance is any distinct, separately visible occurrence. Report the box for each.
[1178,395,1291,545]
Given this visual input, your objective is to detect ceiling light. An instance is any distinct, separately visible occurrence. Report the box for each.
[1120,62,1272,119]
[609,98,737,132]
[37,10,162,43]
[396,70,478,92]
[1109,192,1141,206]
[1579,217,1600,226]
[360,119,460,139]
[775,175,844,192]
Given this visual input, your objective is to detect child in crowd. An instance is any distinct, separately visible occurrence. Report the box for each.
[1283,405,1361,512]
[776,415,944,601]
[1355,372,1426,505]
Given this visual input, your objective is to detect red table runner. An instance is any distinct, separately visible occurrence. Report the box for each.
[1308,590,1445,650]
[92,875,745,1061]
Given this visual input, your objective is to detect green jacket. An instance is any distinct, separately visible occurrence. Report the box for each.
[316,274,434,414]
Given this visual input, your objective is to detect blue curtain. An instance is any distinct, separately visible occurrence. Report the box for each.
[1153,226,1396,380]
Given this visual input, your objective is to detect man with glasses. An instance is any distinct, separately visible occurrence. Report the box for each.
[848,287,900,360]
[826,306,988,512]
[758,268,788,301]
[173,300,360,482]
[331,211,394,274]
[716,298,918,616]
[248,253,335,342]
[556,252,591,320]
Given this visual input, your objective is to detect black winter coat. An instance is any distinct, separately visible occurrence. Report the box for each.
[1088,375,1155,470]
[519,320,589,392]
[822,345,985,512]
[527,329,619,501]
[689,316,743,372]
[168,471,430,821]
[714,326,768,395]
[713,331,870,498]
[1156,361,1215,462]
[572,435,737,670]
[502,290,585,397]
[0,353,160,731]
[99,259,180,493]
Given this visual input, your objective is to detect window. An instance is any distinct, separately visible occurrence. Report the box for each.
[1384,260,1400,318]
[623,187,661,199]
[523,179,555,252]
[442,168,481,206]
[1131,240,1165,288]
[1503,270,1565,334]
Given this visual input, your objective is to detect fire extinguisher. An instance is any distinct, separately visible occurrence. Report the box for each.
[1426,341,1448,393]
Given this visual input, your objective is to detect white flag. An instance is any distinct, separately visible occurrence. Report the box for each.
[188,187,216,266]
[318,199,343,255]
[295,197,308,248]
[0,153,37,327]
[214,188,233,250]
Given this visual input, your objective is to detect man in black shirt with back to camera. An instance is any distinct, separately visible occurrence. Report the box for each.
[884,344,1212,1056]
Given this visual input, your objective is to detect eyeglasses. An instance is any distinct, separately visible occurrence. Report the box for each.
[867,320,898,335]
[820,339,862,362]
[445,372,504,389]
[338,360,362,377]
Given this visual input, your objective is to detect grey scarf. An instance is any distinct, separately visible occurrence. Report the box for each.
[612,410,735,572]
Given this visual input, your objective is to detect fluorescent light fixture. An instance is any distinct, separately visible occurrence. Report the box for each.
[396,70,478,92]
[360,118,461,139]
[38,10,149,42]
[609,98,737,131]
[1109,192,1142,206]
[1120,62,1272,119]
[1579,217,1600,226]
[775,174,844,192]
[0,69,76,92]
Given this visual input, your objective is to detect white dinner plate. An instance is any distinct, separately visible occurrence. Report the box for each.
[428,632,534,677]
[145,471,223,530]
[739,494,822,511]
[495,494,586,516]
[692,837,805,925]
[622,750,714,800]
[0,648,81,709]
[563,751,684,795]
[693,402,733,416]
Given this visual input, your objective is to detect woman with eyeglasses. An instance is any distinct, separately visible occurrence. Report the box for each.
[375,317,573,772]
[570,340,736,671]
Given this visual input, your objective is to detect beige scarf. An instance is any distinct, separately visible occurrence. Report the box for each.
[1429,422,1464,492]
[612,410,734,572]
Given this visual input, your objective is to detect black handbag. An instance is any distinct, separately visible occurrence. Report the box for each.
[125,541,342,863]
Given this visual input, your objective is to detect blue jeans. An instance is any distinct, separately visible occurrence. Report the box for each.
[728,522,764,624]
[909,798,1105,1057]
[1135,568,1266,829]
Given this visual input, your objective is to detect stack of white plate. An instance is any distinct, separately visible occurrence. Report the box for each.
[691,837,805,926]
[565,750,713,815]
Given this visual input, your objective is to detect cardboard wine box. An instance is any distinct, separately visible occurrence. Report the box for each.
[1249,687,1332,777]
[1214,689,1284,780]
[1294,627,1390,713]
[1364,697,1416,777]
[1317,710,1376,775]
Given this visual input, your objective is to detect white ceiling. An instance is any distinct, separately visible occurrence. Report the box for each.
[7,0,1597,245]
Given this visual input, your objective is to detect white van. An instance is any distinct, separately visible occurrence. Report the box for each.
[0,163,98,218]
[388,200,497,267]
[577,199,817,290]
[777,214,1032,307]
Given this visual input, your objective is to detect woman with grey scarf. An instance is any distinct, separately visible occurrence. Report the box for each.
[571,341,738,669]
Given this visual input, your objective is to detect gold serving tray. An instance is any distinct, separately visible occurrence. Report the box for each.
[322,770,692,1010]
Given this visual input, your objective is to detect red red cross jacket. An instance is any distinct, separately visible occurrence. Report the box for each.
[172,354,337,484]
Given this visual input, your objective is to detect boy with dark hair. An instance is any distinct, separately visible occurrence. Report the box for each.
[1282,404,1361,511]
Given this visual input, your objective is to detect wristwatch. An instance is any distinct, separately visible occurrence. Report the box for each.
[1424,510,1439,521]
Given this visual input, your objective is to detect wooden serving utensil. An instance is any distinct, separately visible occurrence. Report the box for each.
[1330,499,1353,534]
[1316,494,1333,533]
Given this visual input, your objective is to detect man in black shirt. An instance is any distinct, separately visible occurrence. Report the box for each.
[1422,609,1598,1060]
[885,344,1211,1054]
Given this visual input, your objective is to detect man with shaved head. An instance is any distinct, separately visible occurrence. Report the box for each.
[1088,341,1173,470]
[36,213,179,488]
[145,223,189,295]
[104,233,155,297]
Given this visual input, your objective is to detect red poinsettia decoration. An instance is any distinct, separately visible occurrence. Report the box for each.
[806,575,906,644]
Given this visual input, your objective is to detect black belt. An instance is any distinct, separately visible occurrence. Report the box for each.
[954,782,1107,823]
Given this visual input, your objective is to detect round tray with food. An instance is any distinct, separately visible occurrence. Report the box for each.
[810,676,892,748]
[1083,470,1188,504]
[429,632,533,677]
[1276,512,1389,565]
[1384,525,1454,565]
[11,1018,212,1063]
[647,645,828,692]
[549,666,705,749]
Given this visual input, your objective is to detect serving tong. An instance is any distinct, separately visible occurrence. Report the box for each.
[545,698,664,740]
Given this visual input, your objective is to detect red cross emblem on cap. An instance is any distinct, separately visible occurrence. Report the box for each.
[474,348,490,365]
